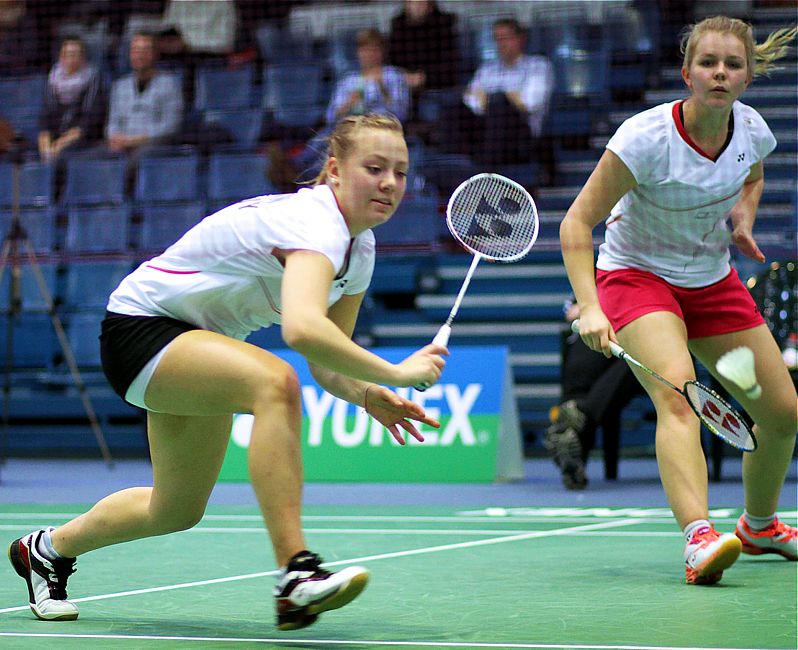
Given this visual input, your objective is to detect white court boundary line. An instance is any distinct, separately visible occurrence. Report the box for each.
[0,519,640,616]
[0,524,682,536]
[0,633,772,650]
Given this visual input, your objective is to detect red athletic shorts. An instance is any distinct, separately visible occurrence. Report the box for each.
[596,267,764,339]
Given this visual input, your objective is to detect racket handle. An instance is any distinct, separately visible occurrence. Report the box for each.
[413,325,452,391]
[570,319,624,359]
[431,324,451,348]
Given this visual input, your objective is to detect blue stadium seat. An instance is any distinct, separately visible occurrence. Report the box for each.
[63,261,132,311]
[0,262,58,313]
[0,75,46,137]
[547,49,610,138]
[0,313,59,370]
[65,204,131,253]
[135,150,200,204]
[0,161,55,208]
[255,22,314,64]
[139,201,205,252]
[207,152,277,205]
[194,65,255,111]
[603,6,655,97]
[263,63,324,128]
[0,207,57,253]
[203,108,264,150]
[63,155,127,206]
[65,311,105,369]
[375,193,443,247]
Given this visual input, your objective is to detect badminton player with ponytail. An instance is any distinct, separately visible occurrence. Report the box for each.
[560,17,797,585]
[8,114,447,628]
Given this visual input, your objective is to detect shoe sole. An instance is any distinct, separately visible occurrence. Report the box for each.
[8,540,79,621]
[739,539,798,560]
[687,536,742,585]
[276,570,370,632]
[307,570,369,616]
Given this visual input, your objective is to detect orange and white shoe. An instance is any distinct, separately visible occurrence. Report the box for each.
[735,516,797,560]
[683,524,742,585]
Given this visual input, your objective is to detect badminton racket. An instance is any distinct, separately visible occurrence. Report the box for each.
[415,173,539,390]
[571,320,757,451]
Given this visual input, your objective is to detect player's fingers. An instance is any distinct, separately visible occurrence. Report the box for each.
[388,425,406,445]
[399,420,425,442]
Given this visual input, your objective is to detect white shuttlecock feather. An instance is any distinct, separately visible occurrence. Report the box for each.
[716,346,762,400]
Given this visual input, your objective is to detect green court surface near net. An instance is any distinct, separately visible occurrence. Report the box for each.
[0,505,795,650]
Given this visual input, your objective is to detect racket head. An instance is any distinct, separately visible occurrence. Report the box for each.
[446,173,539,262]
[683,380,757,451]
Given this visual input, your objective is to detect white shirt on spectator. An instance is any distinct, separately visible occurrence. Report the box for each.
[463,54,553,137]
[163,0,237,54]
[106,71,183,140]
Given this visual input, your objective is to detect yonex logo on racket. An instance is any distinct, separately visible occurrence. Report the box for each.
[701,398,743,440]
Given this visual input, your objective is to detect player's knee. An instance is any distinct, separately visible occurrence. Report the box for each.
[151,506,205,534]
[758,401,798,440]
[655,391,695,422]
[251,357,301,412]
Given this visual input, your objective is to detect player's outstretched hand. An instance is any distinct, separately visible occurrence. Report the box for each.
[364,385,440,445]
[731,225,765,263]
[396,344,448,388]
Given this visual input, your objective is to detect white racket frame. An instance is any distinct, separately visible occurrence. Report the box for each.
[571,320,757,451]
[416,173,539,390]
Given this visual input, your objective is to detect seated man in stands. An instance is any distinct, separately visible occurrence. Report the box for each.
[105,32,183,157]
[435,18,555,183]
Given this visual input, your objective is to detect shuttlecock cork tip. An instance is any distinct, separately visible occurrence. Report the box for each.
[716,346,762,400]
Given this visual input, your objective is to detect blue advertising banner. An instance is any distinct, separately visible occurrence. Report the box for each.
[219,346,523,483]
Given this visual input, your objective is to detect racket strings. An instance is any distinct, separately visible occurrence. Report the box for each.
[448,175,538,261]
[684,381,756,450]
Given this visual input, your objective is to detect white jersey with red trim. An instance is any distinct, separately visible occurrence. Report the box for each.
[107,185,375,340]
[597,100,776,287]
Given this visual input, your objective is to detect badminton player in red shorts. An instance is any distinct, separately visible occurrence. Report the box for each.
[8,114,448,628]
[560,16,797,585]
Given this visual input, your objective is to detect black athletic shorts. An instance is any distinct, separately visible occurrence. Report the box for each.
[100,311,199,400]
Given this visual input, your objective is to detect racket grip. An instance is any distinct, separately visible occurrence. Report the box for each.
[570,319,624,359]
[431,324,451,348]
[413,325,451,391]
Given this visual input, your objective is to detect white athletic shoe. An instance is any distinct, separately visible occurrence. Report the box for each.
[274,550,369,630]
[8,528,79,620]
[683,524,741,585]
[735,515,798,560]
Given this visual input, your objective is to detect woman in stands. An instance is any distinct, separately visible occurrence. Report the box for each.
[9,113,447,630]
[560,16,797,585]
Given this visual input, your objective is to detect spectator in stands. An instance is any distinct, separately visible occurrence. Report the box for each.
[38,36,106,162]
[560,16,797,585]
[387,0,460,130]
[436,18,555,181]
[161,0,237,61]
[544,299,642,490]
[0,0,40,74]
[326,29,410,126]
[283,28,410,186]
[105,31,183,156]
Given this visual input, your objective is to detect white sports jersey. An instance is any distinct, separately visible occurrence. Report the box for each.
[597,100,776,287]
[108,185,375,340]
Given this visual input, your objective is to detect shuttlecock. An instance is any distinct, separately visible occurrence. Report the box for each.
[716,346,762,400]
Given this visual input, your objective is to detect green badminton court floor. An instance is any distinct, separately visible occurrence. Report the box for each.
[0,504,795,649]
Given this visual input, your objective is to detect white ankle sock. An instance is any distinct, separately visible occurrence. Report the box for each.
[37,527,64,560]
[683,519,711,543]
[743,511,776,531]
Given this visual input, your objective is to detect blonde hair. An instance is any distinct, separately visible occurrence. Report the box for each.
[681,16,797,77]
[312,113,405,186]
